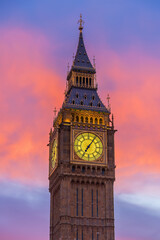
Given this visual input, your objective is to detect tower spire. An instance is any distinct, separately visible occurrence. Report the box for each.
[78,14,84,32]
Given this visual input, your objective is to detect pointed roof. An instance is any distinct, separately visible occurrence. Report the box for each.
[72,31,95,73]
[67,16,95,79]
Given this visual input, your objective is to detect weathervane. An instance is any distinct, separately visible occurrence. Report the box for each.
[78,14,84,32]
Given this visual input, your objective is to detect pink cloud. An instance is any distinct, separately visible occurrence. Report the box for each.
[96,45,160,189]
[0,27,64,185]
[1,26,160,193]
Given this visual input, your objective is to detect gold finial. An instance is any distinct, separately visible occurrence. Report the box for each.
[78,14,84,32]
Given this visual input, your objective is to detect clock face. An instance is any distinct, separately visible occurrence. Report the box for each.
[51,140,57,168]
[74,132,103,161]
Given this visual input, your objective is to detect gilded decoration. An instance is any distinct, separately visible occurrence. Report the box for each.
[70,109,109,126]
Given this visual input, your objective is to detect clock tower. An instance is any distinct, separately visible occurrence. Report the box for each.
[49,16,116,240]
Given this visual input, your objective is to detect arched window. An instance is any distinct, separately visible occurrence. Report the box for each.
[86,78,88,86]
[92,95,95,100]
[90,117,93,124]
[81,116,84,123]
[83,77,85,85]
[89,78,91,86]
[84,95,87,99]
[99,118,103,125]
[76,116,79,122]
[81,101,83,105]
[76,93,79,98]
[98,103,101,107]
[76,76,78,85]
[90,102,93,106]
[85,117,88,123]
[80,77,82,85]
[72,100,75,104]
[95,118,98,124]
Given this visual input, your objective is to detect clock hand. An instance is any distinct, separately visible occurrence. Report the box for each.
[85,137,96,152]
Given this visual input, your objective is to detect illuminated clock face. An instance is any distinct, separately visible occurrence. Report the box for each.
[51,140,57,168]
[74,132,103,161]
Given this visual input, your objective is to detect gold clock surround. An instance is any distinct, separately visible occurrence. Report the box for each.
[50,139,57,173]
[74,132,103,161]
[71,129,107,166]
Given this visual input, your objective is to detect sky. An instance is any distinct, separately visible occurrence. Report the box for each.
[0,0,160,239]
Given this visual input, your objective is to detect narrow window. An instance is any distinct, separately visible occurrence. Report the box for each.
[89,78,91,86]
[81,101,83,105]
[72,100,75,104]
[86,77,88,86]
[92,95,95,100]
[97,232,99,240]
[99,118,103,125]
[96,189,98,217]
[83,77,85,85]
[84,95,87,99]
[76,188,78,216]
[80,77,82,85]
[72,166,75,172]
[91,189,93,217]
[82,188,83,216]
[76,116,79,122]
[76,228,78,240]
[81,116,84,123]
[90,117,93,124]
[85,117,88,123]
[71,114,74,122]
[90,102,93,106]
[82,229,83,240]
[92,229,94,240]
[95,118,98,124]
[76,93,79,98]
[76,76,78,85]
[98,103,101,107]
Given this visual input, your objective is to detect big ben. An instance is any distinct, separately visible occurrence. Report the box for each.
[48,15,116,240]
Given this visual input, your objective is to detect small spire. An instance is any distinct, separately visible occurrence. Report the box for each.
[93,56,96,69]
[107,94,111,112]
[67,62,70,74]
[78,14,84,32]
[112,114,114,128]
[53,107,57,118]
